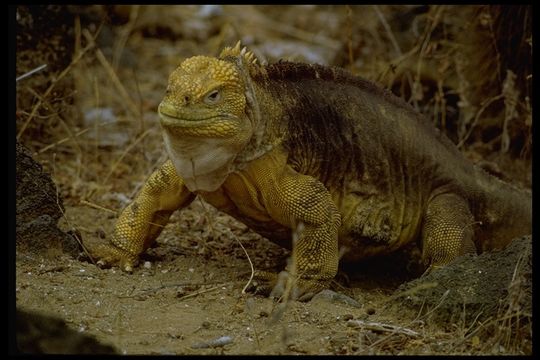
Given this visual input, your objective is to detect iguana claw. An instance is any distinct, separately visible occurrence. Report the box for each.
[247,270,326,301]
[89,242,138,272]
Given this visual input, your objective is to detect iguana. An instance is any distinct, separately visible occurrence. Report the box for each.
[90,42,532,299]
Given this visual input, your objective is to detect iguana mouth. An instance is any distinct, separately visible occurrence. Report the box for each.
[158,102,239,127]
[158,112,235,127]
[158,103,241,138]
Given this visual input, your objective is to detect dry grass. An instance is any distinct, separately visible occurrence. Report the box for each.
[16,5,531,199]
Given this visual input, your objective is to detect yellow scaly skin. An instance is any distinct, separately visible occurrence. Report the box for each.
[91,43,341,297]
[91,42,531,299]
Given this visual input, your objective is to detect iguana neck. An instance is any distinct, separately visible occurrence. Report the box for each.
[231,73,284,168]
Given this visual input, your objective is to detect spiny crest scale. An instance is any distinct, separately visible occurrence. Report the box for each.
[219,40,259,65]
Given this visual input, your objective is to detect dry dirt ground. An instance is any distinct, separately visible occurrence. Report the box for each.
[13,5,532,355]
[14,201,533,355]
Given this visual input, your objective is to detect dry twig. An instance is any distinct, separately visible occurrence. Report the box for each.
[348,319,420,338]
[102,128,153,185]
[82,28,141,119]
[17,33,96,140]
[230,6,341,50]
[226,228,255,295]
[372,5,402,57]
[16,64,47,82]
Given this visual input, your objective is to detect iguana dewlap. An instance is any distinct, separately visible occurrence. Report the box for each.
[91,42,532,299]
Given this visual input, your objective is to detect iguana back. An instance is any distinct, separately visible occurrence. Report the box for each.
[249,61,531,258]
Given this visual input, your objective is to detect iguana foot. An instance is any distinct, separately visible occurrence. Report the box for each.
[89,243,139,272]
[248,270,329,301]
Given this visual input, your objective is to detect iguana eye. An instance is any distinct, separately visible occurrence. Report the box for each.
[204,89,221,105]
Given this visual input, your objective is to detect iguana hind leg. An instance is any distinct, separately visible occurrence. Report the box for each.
[421,193,477,274]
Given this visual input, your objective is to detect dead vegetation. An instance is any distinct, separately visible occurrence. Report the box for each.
[14,5,532,355]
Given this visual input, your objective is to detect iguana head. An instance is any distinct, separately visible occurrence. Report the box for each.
[158,42,260,192]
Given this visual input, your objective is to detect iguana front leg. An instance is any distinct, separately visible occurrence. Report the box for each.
[250,166,342,299]
[91,160,195,271]
[421,193,477,274]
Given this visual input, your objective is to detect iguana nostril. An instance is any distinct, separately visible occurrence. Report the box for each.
[184,95,190,104]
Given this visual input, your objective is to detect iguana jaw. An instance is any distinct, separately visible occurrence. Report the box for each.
[158,102,241,138]
[159,102,253,192]
[162,129,238,192]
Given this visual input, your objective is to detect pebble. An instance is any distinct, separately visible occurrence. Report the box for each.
[191,336,233,349]
[311,289,362,308]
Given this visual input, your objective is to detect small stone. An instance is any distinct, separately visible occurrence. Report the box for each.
[330,334,348,347]
[342,314,354,321]
[191,335,233,349]
[311,289,362,308]
[366,308,376,315]
[143,261,152,269]
[158,348,175,355]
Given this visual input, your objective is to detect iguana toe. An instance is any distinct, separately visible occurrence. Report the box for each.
[90,243,138,272]
[247,270,278,296]
[249,270,327,301]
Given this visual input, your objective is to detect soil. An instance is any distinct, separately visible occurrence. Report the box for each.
[15,201,532,355]
[14,5,532,355]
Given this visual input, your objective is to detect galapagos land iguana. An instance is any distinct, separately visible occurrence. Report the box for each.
[91,42,532,299]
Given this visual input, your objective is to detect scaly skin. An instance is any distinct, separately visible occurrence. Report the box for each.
[90,42,532,299]
[92,160,195,271]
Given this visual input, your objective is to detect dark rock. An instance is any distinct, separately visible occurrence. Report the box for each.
[16,141,80,257]
[16,309,117,354]
[393,235,532,327]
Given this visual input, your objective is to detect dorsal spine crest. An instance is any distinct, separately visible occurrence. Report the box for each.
[219,40,258,65]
